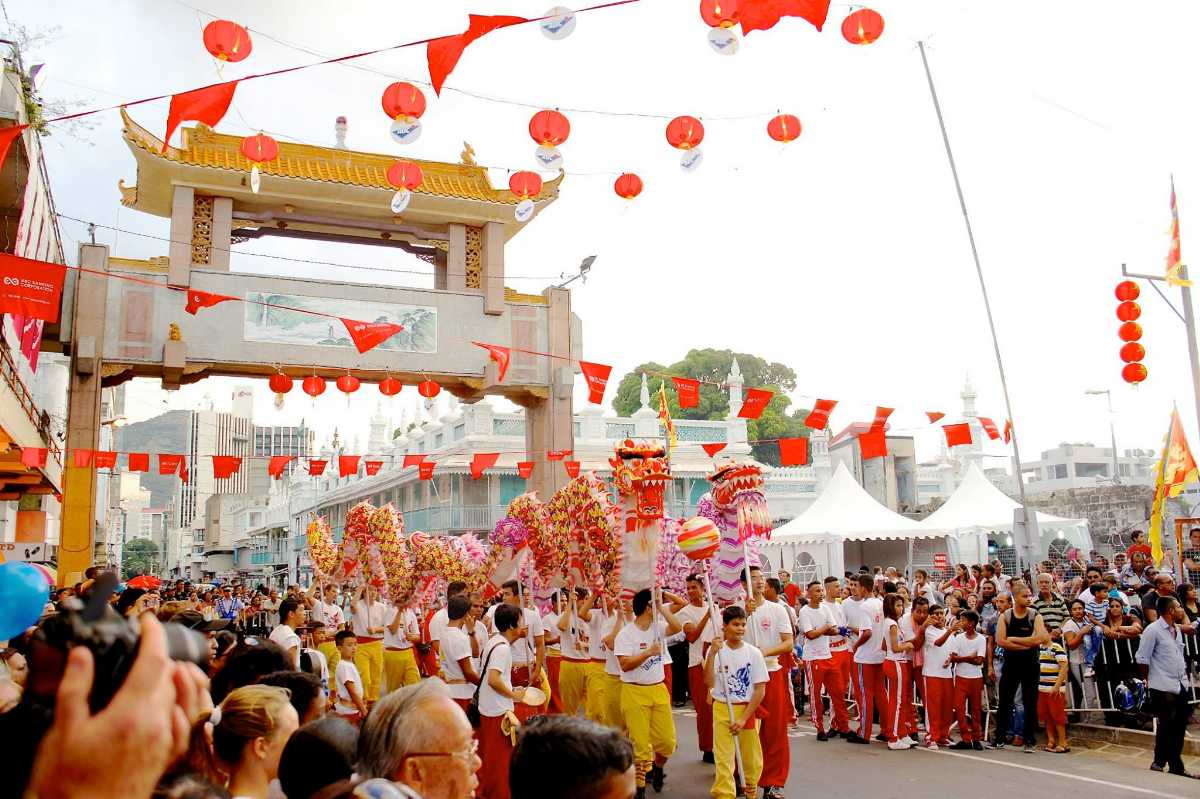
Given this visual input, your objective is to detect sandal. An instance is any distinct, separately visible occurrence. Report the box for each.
[1042,746,1057,752]
[1057,746,1071,753]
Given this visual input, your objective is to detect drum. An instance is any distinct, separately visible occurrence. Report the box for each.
[514,685,547,723]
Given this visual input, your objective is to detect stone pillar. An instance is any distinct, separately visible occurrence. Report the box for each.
[167,186,194,287]
[525,287,574,500]
[725,359,752,456]
[60,244,109,586]
[447,224,468,292]
[433,248,448,291]
[480,221,505,315]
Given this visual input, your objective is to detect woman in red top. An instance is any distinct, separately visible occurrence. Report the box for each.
[939,564,976,594]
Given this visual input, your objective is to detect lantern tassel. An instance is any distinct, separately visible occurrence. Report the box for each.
[250,163,261,194]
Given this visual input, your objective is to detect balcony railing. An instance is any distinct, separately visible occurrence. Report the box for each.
[249,542,289,566]
[0,337,61,465]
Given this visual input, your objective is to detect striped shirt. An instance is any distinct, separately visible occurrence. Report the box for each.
[1033,593,1068,632]
[1037,641,1068,693]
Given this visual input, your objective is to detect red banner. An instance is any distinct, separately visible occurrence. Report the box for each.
[858,426,888,460]
[418,461,436,480]
[163,81,238,151]
[738,388,773,419]
[341,318,404,354]
[579,361,612,405]
[94,451,117,469]
[701,443,727,457]
[427,14,528,95]
[517,461,534,478]
[778,438,809,466]
[564,460,581,478]
[20,447,46,468]
[185,289,237,315]
[672,377,701,408]
[268,455,294,479]
[128,453,150,472]
[471,452,500,479]
[740,0,831,35]
[402,454,426,469]
[212,455,242,479]
[943,423,972,448]
[339,455,361,477]
[977,417,1001,441]
[872,407,894,430]
[0,254,66,322]
[308,459,328,476]
[365,460,384,476]
[158,454,183,475]
[547,449,572,461]
[926,411,945,424]
[473,342,511,383]
[72,449,94,468]
[804,399,837,430]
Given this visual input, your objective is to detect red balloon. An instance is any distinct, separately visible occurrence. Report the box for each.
[1116,301,1141,322]
[336,374,360,395]
[302,375,326,398]
[509,171,543,199]
[381,82,427,120]
[1119,342,1145,363]
[1118,321,1143,342]
[529,110,570,147]
[767,113,802,143]
[614,173,644,200]
[699,0,739,28]
[666,116,705,150]
[842,8,884,44]
[1122,362,1148,384]
[240,133,279,164]
[1115,280,1140,302]
[268,373,293,394]
[387,161,424,191]
[379,377,403,397]
[203,20,252,62]
[418,380,441,398]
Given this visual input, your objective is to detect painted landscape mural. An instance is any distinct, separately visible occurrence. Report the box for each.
[243,292,437,353]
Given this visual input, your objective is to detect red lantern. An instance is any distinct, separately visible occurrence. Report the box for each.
[614,173,644,200]
[699,0,739,28]
[418,380,441,398]
[1118,321,1143,342]
[1116,301,1141,322]
[203,20,252,62]
[1119,342,1145,363]
[766,113,802,143]
[1122,362,1148,384]
[240,133,278,164]
[665,116,705,150]
[336,374,360,396]
[381,82,426,121]
[841,8,884,45]
[302,375,326,398]
[387,161,424,191]
[1115,280,1140,302]
[509,171,543,199]
[268,373,293,395]
[529,110,570,147]
[379,377,402,397]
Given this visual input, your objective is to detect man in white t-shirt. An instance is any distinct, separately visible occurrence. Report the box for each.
[948,609,987,749]
[486,580,548,713]
[746,566,794,799]
[673,574,716,762]
[478,602,526,799]
[542,593,563,713]
[383,601,421,693]
[437,595,480,711]
[843,573,886,743]
[350,584,389,703]
[429,580,469,656]
[308,584,346,689]
[823,575,854,695]
[579,598,613,725]
[556,589,594,716]
[705,605,768,799]
[268,597,305,669]
[799,580,850,740]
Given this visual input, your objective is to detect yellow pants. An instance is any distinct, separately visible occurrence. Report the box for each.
[317,641,340,693]
[584,662,609,724]
[603,673,625,731]
[711,702,762,799]
[558,659,589,715]
[383,647,421,693]
[354,639,384,702]
[620,682,676,788]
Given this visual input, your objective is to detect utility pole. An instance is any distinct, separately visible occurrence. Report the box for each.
[1084,389,1120,483]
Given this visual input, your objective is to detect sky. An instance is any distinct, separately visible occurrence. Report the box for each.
[11,0,1200,468]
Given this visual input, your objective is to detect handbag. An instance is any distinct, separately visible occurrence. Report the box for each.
[467,642,499,729]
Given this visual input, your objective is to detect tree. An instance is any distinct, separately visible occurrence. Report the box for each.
[122,538,159,580]
[611,349,811,466]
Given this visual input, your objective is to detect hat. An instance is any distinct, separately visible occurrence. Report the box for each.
[171,610,231,632]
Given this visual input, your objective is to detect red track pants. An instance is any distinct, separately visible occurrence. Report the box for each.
[882,660,912,743]
[758,668,791,789]
[688,664,714,753]
[853,662,886,739]
[923,675,954,743]
[953,675,984,743]
[477,713,513,799]
[804,657,850,734]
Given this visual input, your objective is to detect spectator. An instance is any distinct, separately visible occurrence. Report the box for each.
[185,684,299,799]
[940,564,975,594]
[171,610,232,664]
[1033,573,1068,641]
[210,630,238,676]
[333,629,368,724]
[1182,528,1200,590]
[257,669,326,724]
[268,598,305,669]
[152,773,232,799]
[1060,599,1096,710]
[1095,597,1142,726]
[210,637,290,705]
[1136,596,1198,779]
[1120,550,1153,591]
[990,582,1047,752]
[1036,632,1069,752]
[510,715,635,799]
[1178,583,1200,670]
[1126,530,1153,565]
[881,592,916,750]
[1142,574,1177,624]
[277,717,358,799]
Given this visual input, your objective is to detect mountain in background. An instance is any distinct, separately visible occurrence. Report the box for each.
[115,410,190,508]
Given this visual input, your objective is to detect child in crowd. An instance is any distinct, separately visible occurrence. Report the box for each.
[333,630,367,724]
[1037,635,1070,753]
[948,610,986,750]
[1083,583,1108,676]
[921,605,955,749]
[705,605,769,799]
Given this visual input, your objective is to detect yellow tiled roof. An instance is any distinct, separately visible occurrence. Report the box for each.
[120,108,561,205]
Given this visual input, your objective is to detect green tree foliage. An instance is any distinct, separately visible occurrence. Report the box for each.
[611,349,811,465]
[122,538,160,580]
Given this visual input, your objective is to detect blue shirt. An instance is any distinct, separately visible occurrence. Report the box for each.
[1134,618,1189,694]
[215,596,244,620]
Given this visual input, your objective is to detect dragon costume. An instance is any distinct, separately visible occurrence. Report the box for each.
[697,460,771,601]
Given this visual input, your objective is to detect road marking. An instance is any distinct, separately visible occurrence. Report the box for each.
[912,747,1193,799]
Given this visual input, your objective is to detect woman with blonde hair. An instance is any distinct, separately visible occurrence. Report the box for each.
[185,684,300,799]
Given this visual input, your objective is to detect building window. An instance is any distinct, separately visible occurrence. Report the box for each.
[1050,464,1068,480]
[453,423,466,441]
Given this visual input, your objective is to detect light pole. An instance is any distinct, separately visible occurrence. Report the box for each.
[1084,389,1120,483]
[555,255,596,289]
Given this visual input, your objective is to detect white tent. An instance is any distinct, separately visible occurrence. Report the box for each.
[919,464,1092,565]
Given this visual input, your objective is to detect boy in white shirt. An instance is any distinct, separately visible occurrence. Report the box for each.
[556,589,594,717]
[350,584,388,703]
[921,605,956,749]
[268,597,304,670]
[798,580,851,740]
[383,601,421,692]
[438,595,480,711]
[478,602,526,799]
[334,630,368,724]
[745,566,794,799]
[705,605,769,799]
[948,609,987,750]
[843,574,887,744]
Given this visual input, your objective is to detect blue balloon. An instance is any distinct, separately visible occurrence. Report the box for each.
[0,562,50,639]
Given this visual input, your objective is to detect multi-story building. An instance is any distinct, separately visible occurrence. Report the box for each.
[1018,443,1157,491]
[249,421,314,495]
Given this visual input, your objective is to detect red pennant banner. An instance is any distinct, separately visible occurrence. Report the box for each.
[858,426,888,460]
[20,447,47,468]
[740,0,831,35]
[564,460,581,478]
[212,455,242,479]
[701,443,727,457]
[341,318,404,354]
[365,460,384,476]
[0,254,67,323]
[418,461,436,480]
[0,124,28,176]
[470,452,500,479]
[738,388,773,419]
[309,459,328,476]
[402,454,426,469]
[804,399,837,430]
[977,417,1001,441]
[672,377,701,409]
[427,14,529,95]
[158,454,183,475]
[94,451,117,469]
[339,455,361,477]
[181,460,190,485]
[162,81,238,151]
[72,449,94,468]
[268,455,295,479]
[943,423,972,448]
[472,342,511,383]
[1003,419,1013,444]
[185,289,237,315]
[16,315,43,372]
[547,450,572,461]
[871,407,894,430]
[517,461,534,478]
[579,361,612,405]
[778,438,810,466]
[128,453,150,472]
[926,411,945,424]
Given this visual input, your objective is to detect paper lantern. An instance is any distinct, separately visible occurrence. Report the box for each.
[1122,362,1147,384]
[614,172,643,200]
[418,380,441,398]
[666,115,705,171]
[1115,280,1140,302]
[700,0,739,28]
[239,133,278,194]
[382,82,425,145]
[841,8,884,45]
[379,377,402,397]
[302,375,326,398]
[1119,342,1145,363]
[1116,301,1141,322]
[767,113,801,143]
[269,372,292,410]
[336,374,360,396]
[529,110,570,169]
[386,160,424,214]
[1118,321,1142,342]
[203,20,252,62]
[509,171,543,222]
[678,516,720,561]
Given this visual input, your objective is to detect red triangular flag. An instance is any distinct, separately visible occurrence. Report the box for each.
[977,417,1001,441]
[738,388,773,419]
[212,455,242,479]
[427,14,529,95]
[402,454,426,469]
[340,318,404,354]
[943,423,972,448]
[672,377,701,409]
[547,449,572,461]
[804,399,837,430]
[339,455,360,477]
[517,461,534,478]
[564,460,581,478]
[926,411,945,424]
[739,0,831,35]
[159,453,183,475]
[701,443,727,457]
[1003,419,1013,444]
[365,460,384,476]
[128,452,150,472]
[871,407,894,430]
[858,426,888,460]
[473,342,511,383]
[309,459,328,476]
[0,124,28,174]
[94,451,117,469]
[778,438,810,466]
[418,461,436,480]
[579,362,612,405]
[72,449,94,468]
[470,452,500,479]
[268,455,294,479]
[20,447,47,468]
[185,288,237,315]
[162,81,238,151]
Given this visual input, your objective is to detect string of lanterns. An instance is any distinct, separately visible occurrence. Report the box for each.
[1115,280,1147,385]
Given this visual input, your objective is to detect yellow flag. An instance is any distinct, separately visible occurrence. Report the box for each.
[657,383,676,450]
[1149,408,1199,565]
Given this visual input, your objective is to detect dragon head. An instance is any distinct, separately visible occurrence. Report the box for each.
[707,461,771,539]
[609,439,671,520]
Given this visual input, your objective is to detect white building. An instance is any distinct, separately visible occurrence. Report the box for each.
[1018,443,1157,492]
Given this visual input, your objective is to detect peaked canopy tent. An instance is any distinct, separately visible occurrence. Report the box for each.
[918,465,1092,567]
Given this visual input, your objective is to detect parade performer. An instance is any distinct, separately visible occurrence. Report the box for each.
[677,573,716,762]
[477,603,525,799]
[486,580,549,719]
[882,592,917,749]
[438,594,481,712]
[543,591,564,713]
[382,598,421,692]
[745,565,794,797]
[350,583,388,703]
[824,575,854,698]
[609,441,671,592]
[706,605,769,799]
[799,580,850,740]
[602,597,631,729]
[556,588,594,716]
[581,593,614,725]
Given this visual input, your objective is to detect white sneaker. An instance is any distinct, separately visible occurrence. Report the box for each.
[925,741,939,750]
[888,739,914,750]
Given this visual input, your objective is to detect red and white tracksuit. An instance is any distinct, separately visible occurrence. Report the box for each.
[953,675,984,743]
[853,662,885,739]
[883,658,913,742]
[923,675,953,743]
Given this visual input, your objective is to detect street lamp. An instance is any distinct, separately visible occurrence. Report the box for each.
[1084,389,1120,484]
[556,255,596,289]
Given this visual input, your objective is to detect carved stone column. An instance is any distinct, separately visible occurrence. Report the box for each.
[525,287,574,500]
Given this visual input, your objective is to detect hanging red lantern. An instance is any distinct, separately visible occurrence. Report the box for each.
[1119,342,1145,363]
[302,375,326,398]
[666,116,705,150]
[841,8,884,45]
[386,161,424,213]
[766,113,802,143]
[418,380,441,398]
[336,374,360,396]
[1115,301,1141,322]
[1118,321,1143,342]
[203,20,252,62]
[381,82,427,121]
[1115,280,1140,302]
[509,171,543,199]
[528,110,570,147]
[268,373,293,395]
[379,377,403,397]
[1122,362,1148,384]
[699,0,739,28]
[239,133,278,194]
[614,173,644,200]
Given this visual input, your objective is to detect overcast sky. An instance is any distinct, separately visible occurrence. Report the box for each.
[12,0,1200,467]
